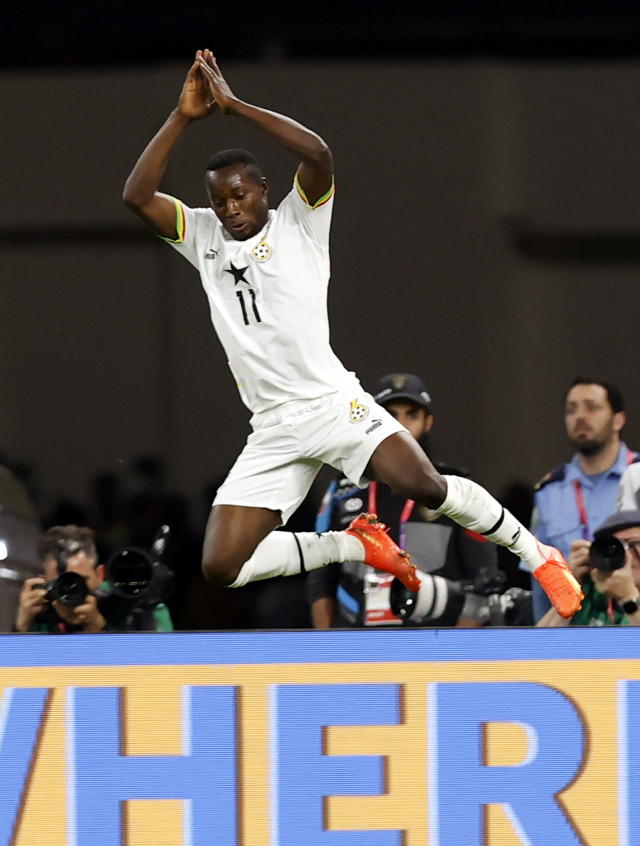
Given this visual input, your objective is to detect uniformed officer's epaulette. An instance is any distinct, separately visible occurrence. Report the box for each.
[434,461,470,479]
[535,464,566,491]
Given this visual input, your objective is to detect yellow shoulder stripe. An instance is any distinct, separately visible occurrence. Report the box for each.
[157,197,186,243]
[295,174,335,209]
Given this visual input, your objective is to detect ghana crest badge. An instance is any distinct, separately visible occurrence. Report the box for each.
[349,398,369,423]
[251,238,272,262]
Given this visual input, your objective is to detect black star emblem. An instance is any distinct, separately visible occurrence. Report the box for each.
[224,262,250,285]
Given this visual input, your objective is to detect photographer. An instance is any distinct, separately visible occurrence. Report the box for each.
[14,525,174,633]
[537,510,640,627]
[15,526,107,633]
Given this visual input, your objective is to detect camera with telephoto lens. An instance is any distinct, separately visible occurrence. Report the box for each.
[97,526,174,626]
[390,565,534,627]
[32,538,90,611]
[589,534,627,573]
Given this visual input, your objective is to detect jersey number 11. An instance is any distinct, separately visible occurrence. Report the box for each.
[236,289,262,325]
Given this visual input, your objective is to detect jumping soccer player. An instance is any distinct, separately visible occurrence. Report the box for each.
[123,49,582,618]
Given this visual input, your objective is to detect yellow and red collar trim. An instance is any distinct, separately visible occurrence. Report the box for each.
[295,174,335,209]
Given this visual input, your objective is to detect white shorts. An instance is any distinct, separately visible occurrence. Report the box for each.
[213,384,405,524]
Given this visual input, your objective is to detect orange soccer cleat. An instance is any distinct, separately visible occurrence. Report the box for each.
[533,542,584,619]
[346,512,421,592]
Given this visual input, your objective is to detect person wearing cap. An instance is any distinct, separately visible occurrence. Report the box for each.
[537,509,640,627]
[308,374,508,629]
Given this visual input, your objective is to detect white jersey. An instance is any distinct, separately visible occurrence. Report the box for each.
[617,462,640,510]
[165,178,355,415]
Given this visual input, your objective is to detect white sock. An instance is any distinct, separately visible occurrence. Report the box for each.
[230,530,365,588]
[436,475,546,573]
[413,571,449,619]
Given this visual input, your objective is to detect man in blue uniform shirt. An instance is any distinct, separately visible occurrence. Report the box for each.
[527,377,639,621]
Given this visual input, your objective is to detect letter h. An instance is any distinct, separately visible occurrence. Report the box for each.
[68,686,237,846]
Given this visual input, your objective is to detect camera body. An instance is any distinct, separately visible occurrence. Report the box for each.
[479,588,533,626]
[34,570,89,608]
[589,534,627,573]
[32,537,91,611]
[389,567,533,627]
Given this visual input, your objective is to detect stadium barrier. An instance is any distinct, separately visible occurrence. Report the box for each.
[0,628,636,845]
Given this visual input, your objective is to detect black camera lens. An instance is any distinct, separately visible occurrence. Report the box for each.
[48,571,89,607]
[589,534,627,573]
[107,548,153,598]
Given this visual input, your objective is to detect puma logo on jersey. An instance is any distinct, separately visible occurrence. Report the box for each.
[205,249,219,260]
[349,399,369,423]
[512,526,522,544]
[365,419,383,434]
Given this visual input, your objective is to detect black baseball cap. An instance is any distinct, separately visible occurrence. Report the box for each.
[373,373,432,411]
[594,510,640,538]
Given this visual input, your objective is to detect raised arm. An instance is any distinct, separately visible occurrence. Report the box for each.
[123,50,218,239]
[197,54,333,206]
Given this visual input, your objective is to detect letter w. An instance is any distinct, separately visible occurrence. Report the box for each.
[0,687,50,844]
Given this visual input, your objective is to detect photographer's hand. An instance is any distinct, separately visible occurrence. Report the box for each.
[52,595,107,632]
[591,559,639,605]
[15,577,47,633]
[568,539,592,583]
[536,606,572,627]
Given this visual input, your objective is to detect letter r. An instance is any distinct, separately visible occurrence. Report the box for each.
[428,682,584,846]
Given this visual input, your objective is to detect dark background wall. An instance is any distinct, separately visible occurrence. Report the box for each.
[7,0,640,68]
[3,59,640,511]
[3,2,640,517]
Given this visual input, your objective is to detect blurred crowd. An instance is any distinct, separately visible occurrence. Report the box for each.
[3,372,639,634]
[0,451,329,632]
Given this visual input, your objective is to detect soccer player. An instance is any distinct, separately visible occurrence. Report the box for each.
[123,49,582,618]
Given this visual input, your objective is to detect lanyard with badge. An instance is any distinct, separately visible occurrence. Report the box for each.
[573,448,636,620]
[362,482,415,625]
[572,480,591,542]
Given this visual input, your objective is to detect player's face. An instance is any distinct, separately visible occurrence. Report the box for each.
[383,401,433,441]
[206,164,269,240]
[564,383,624,456]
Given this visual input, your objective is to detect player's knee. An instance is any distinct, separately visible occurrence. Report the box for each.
[201,549,243,587]
[412,470,447,509]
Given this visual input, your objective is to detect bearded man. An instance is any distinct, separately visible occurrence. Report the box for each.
[526,377,639,621]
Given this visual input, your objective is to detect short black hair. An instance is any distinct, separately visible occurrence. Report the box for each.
[37,525,97,565]
[567,376,625,413]
[205,149,263,183]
